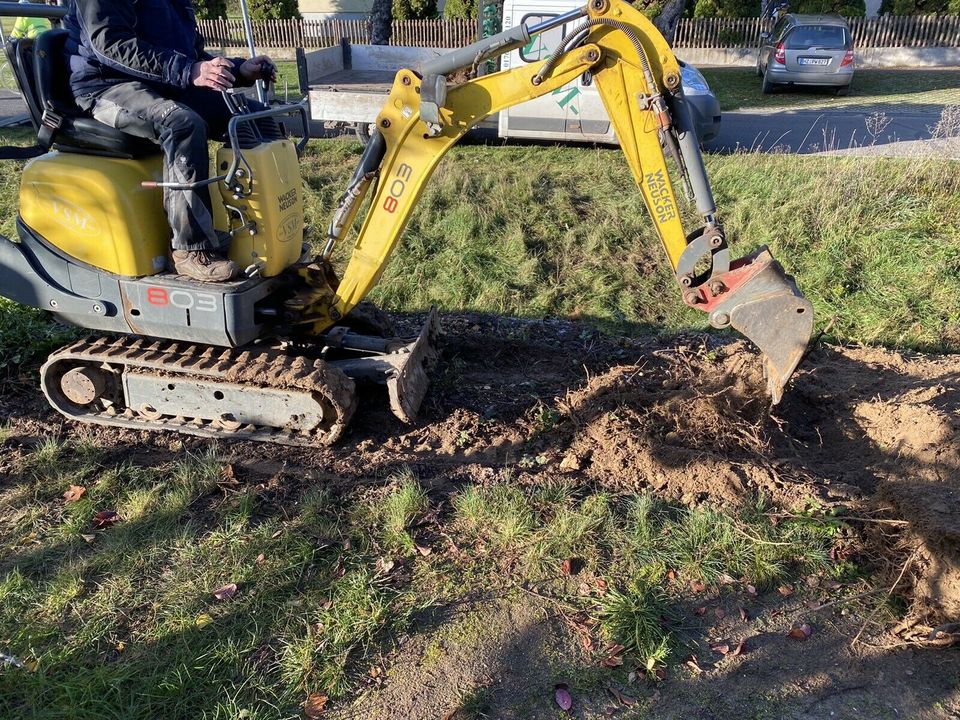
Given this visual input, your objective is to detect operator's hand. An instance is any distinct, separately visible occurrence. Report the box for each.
[190,57,236,91]
[238,55,277,84]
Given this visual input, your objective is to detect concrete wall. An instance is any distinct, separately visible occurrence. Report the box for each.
[679,46,960,68]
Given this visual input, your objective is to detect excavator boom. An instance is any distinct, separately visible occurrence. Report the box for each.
[295,0,813,402]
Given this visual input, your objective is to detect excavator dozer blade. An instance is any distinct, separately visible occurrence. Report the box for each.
[703,247,814,404]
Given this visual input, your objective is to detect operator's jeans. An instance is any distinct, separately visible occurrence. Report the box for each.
[76,83,263,253]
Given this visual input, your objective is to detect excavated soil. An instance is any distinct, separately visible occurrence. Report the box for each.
[4,312,960,619]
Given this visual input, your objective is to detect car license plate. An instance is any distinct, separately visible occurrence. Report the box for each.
[799,57,830,66]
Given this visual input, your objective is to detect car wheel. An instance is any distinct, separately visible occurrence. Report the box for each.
[835,84,850,96]
[756,56,764,77]
[761,73,776,95]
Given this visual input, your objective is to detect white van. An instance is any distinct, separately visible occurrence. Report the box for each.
[499,0,721,144]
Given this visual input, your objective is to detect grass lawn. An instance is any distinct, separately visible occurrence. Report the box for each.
[294,140,960,353]
[701,67,960,111]
[0,135,959,357]
[0,437,859,718]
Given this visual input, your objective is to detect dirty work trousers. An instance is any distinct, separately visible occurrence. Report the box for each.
[77,83,263,252]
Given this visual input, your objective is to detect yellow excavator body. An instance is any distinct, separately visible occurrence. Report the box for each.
[19,152,169,277]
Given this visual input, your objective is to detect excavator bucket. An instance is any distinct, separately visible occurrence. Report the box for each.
[701,247,814,403]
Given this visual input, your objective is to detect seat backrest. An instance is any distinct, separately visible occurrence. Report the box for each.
[5,37,43,131]
[33,28,79,120]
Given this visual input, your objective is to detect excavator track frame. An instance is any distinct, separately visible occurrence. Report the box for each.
[39,309,441,446]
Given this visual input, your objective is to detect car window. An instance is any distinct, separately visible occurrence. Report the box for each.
[784,25,849,50]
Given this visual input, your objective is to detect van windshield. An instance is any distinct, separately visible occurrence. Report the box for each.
[784,25,849,50]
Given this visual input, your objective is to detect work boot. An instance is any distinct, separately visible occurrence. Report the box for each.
[172,249,241,283]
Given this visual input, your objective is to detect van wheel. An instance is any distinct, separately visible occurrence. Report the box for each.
[761,74,776,94]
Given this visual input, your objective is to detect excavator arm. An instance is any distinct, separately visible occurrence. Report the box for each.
[292,0,813,402]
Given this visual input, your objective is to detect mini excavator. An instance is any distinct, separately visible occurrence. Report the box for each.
[0,0,813,446]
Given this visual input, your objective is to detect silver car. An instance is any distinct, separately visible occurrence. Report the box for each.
[757,14,854,95]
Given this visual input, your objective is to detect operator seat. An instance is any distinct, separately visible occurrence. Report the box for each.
[5,28,159,158]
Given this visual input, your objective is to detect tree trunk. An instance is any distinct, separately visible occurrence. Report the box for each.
[369,0,392,45]
[652,0,687,44]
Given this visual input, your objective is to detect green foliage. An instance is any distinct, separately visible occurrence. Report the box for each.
[595,583,671,674]
[879,0,950,13]
[0,298,79,380]
[443,0,476,19]
[792,0,866,14]
[247,0,300,21]
[393,0,439,20]
[194,0,227,20]
[693,0,761,18]
[376,470,429,554]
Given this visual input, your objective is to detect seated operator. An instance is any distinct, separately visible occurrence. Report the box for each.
[63,0,276,282]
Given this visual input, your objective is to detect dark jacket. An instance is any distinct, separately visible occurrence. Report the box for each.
[64,0,236,98]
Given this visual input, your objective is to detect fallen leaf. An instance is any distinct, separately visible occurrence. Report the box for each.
[271,529,283,539]
[719,573,737,585]
[195,613,213,628]
[213,583,238,601]
[63,484,86,503]
[580,634,594,652]
[601,655,623,668]
[667,570,676,582]
[745,584,757,596]
[115,641,126,653]
[555,683,573,712]
[739,607,749,622]
[92,510,119,528]
[806,575,821,588]
[220,464,239,485]
[685,657,702,674]
[255,553,266,564]
[690,579,706,593]
[376,557,396,574]
[303,692,328,718]
[368,665,382,678]
[730,639,747,657]
[654,667,667,681]
[604,643,626,655]
[415,544,432,557]
[714,607,726,620]
[80,534,96,544]
[607,686,638,706]
[23,658,39,673]
[320,599,333,611]
[693,606,707,617]
[627,671,636,683]
[561,558,573,576]
[778,584,795,597]
[710,643,730,655]
[787,624,813,641]
[595,578,608,593]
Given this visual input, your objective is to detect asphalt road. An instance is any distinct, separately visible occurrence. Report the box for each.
[704,106,954,156]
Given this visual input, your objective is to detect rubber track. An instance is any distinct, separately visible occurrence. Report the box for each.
[41,335,358,446]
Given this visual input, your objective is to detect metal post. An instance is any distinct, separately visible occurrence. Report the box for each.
[237,0,266,104]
